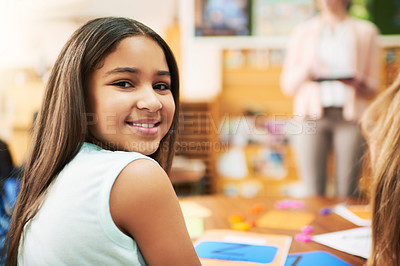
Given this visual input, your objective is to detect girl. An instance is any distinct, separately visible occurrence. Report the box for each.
[3,17,201,265]
[361,74,400,266]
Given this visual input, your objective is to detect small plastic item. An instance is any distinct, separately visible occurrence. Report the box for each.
[228,214,244,224]
[274,200,290,209]
[319,207,332,215]
[295,233,312,243]
[230,221,252,231]
[301,225,313,234]
[290,200,305,209]
[248,203,264,215]
[246,219,257,227]
[274,199,305,209]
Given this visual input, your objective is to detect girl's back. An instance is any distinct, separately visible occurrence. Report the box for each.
[18,143,152,265]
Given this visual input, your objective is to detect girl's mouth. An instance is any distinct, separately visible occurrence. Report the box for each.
[126,121,161,135]
[127,122,159,128]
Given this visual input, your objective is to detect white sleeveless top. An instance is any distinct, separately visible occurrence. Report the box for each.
[18,142,156,265]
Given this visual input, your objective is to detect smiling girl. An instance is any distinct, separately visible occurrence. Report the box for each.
[3,17,201,265]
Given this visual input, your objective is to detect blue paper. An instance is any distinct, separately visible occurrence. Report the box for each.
[195,241,278,263]
[284,251,351,266]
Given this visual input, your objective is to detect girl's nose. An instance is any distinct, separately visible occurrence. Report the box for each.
[136,86,162,112]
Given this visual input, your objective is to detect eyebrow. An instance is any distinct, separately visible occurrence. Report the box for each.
[104,67,171,77]
[104,67,138,77]
[157,70,171,77]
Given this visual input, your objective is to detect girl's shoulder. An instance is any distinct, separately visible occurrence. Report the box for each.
[109,155,176,237]
[116,156,163,185]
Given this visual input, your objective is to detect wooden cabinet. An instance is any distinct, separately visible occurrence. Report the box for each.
[383,47,400,87]
[172,99,220,194]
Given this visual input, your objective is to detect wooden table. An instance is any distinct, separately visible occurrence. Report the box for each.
[182,194,368,266]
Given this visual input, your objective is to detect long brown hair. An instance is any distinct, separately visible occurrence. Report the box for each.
[361,74,400,265]
[3,17,179,265]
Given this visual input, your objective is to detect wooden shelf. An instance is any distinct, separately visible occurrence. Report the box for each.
[173,99,221,194]
[220,64,293,116]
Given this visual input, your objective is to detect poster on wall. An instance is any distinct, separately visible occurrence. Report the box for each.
[252,0,315,36]
[194,0,252,36]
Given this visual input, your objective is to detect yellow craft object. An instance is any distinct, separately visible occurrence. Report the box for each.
[228,214,244,224]
[230,221,252,231]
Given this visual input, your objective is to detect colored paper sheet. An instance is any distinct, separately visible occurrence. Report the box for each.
[194,229,292,265]
[196,241,278,263]
[257,210,315,231]
[312,227,371,259]
[184,216,204,239]
[333,204,371,226]
[284,251,351,266]
[179,200,212,217]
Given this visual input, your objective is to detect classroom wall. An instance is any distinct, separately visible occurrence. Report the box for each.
[0,0,178,69]
[179,0,223,101]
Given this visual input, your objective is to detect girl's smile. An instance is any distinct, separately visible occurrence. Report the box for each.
[125,119,161,135]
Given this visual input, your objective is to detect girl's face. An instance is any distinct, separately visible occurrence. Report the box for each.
[86,36,175,155]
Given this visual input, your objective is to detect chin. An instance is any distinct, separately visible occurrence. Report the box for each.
[139,148,159,156]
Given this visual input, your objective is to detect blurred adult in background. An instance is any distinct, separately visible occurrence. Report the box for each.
[280,0,380,197]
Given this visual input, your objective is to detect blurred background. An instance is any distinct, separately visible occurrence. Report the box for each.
[0,0,399,198]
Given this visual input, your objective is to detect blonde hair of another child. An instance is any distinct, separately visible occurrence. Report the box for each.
[361,74,400,265]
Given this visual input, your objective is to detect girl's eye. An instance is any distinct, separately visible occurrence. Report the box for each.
[112,81,132,88]
[154,83,171,91]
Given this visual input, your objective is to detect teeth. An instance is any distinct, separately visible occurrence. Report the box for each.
[131,123,156,128]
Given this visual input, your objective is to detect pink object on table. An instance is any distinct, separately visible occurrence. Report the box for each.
[295,233,312,243]
[274,199,305,209]
[301,225,313,234]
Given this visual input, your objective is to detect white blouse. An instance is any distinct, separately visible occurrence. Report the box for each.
[317,21,354,107]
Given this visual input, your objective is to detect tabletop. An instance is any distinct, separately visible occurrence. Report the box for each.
[181,194,368,266]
